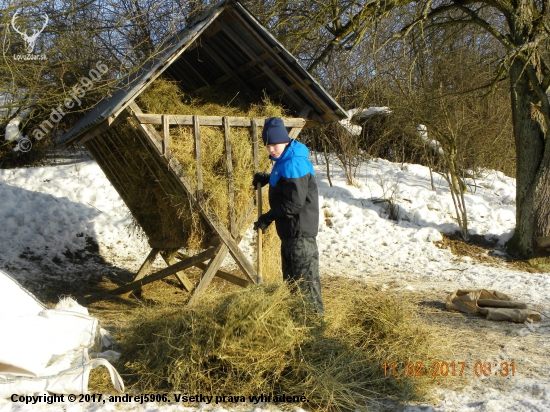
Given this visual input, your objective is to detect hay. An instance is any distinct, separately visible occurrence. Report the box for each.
[121,278,458,410]
[98,122,193,247]
[125,78,284,267]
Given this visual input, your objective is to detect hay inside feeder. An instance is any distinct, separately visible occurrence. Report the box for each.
[133,78,283,249]
[102,78,288,280]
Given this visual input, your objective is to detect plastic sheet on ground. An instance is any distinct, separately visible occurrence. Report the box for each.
[0,269,124,397]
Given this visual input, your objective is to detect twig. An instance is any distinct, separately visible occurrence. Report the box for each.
[87,202,102,212]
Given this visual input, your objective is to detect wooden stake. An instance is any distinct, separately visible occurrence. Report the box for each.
[186,244,229,306]
[133,248,160,282]
[257,182,263,284]
[128,248,160,297]
[252,118,259,170]
[252,118,263,284]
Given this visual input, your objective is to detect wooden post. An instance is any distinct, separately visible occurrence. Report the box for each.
[252,118,259,170]
[223,116,236,237]
[133,249,160,282]
[186,244,229,306]
[288,106,312,139]
[162,114,170,159]
[252,118,263,284]
[193,115,203,191]
[127,248,160,297]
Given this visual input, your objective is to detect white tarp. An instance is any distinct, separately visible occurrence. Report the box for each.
[0,269,123,397]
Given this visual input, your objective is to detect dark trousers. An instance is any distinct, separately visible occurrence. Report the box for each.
[281,237,324,314]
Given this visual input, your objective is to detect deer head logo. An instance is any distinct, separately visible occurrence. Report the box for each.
[11,11,49,54]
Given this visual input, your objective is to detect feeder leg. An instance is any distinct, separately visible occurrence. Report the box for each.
[175,251,249,287]
[161,250,194,292]
[187,244,228,306]
[128,248,160,297]
[110,248,217,296]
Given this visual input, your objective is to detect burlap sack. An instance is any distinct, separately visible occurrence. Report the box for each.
[446,289,541,323]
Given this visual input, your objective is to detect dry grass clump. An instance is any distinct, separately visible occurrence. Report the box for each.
[138,78,286,119]
[121,278,457,410]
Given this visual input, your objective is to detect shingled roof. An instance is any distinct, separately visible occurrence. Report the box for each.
[58,0,347,146]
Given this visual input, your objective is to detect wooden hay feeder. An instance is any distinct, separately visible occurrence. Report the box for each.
[57,0,347,304]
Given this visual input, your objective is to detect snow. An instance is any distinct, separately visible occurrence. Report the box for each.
[339,106,393,135]
[346,106,392,119]
[0,160,149,285]
[0,152,549,411]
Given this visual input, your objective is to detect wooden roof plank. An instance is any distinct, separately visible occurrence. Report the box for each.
[229,9,330,117]
[200,41,258,97]
[217,19,307,111]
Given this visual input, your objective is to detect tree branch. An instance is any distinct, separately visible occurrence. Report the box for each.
[308,0,409,70]
[453,4,514,50]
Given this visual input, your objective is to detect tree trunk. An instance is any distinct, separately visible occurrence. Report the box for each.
[507,59,550,257]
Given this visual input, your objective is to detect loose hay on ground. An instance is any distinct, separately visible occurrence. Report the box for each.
[119,278,461,410]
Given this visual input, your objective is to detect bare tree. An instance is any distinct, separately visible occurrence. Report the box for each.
[0,0,198,165]
[249,0,548,257]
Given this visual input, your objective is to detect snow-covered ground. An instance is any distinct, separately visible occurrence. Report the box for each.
[0,151,549,411]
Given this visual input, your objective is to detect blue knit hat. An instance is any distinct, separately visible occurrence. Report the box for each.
[262,117,290,145]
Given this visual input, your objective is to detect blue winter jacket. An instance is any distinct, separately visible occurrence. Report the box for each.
[264,139,319,239]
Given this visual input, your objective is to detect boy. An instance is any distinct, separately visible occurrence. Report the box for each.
[253,117,324,314]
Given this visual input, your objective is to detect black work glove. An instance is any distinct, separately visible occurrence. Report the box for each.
[252,172,270,188]
[253,213,273,233]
